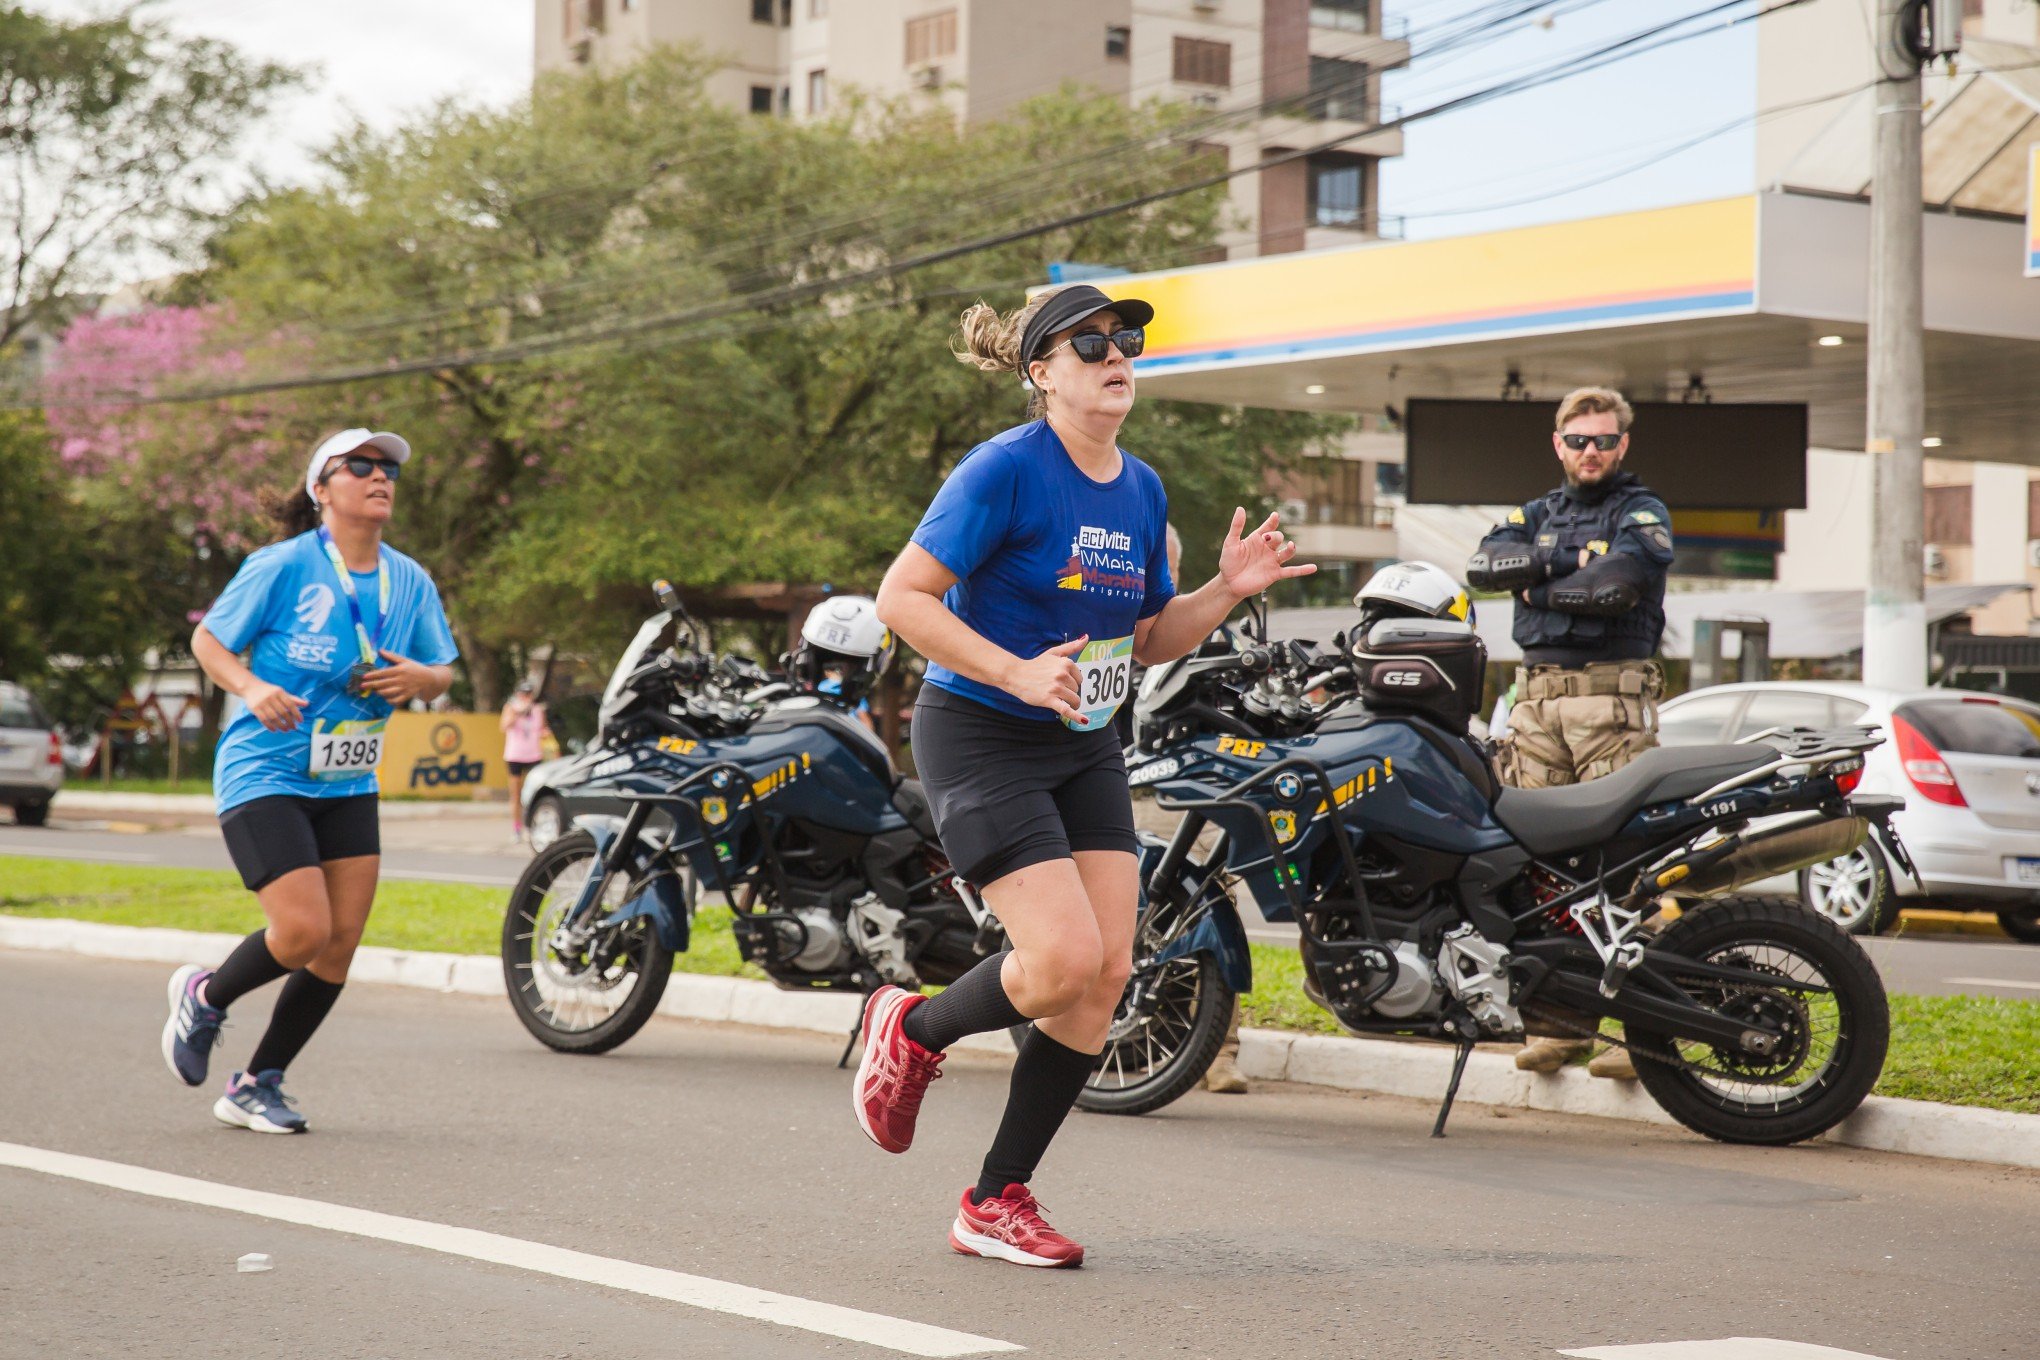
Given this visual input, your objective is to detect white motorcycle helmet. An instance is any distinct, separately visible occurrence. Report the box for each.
[794,594,896,704]
[1353,560,1474,628]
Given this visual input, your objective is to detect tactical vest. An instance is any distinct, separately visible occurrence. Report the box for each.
[1512,474,1668,663]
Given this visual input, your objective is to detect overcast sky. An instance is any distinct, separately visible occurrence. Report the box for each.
[30,0,1758,258]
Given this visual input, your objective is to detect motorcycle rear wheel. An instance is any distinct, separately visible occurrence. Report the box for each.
[501,830,674,1054]
[1626,894,1888,1146]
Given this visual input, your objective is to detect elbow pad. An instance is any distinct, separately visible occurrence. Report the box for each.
[1465,548,1541,592]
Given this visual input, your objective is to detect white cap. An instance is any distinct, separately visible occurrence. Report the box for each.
[305,428,411,500]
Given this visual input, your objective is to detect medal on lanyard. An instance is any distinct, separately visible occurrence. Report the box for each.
[317,527,391,697]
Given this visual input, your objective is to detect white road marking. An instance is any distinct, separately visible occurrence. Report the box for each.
[1,1141,1021,1357]
[1941,976,2040,992]
[1561,1340,1895,1359]
[0,845,152,863]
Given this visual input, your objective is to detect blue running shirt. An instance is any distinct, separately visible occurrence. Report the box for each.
[203,531,459,812]
[911,420,1175,722]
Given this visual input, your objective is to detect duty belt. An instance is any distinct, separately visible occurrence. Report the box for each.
[1518,660,1662,702]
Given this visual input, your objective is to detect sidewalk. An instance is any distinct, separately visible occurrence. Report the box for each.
[54,790,506,820]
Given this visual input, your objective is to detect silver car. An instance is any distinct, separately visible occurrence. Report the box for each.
[1656,681,2040,942]
[0,681,63,826]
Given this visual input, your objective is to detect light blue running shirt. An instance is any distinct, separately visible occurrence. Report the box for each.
[203,531,458,812]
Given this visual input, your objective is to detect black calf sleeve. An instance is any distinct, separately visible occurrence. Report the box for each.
[974,1026,1098,1201]
[246,971,345,1075]
[902,950,1026,1053]
[205,930,290,1010]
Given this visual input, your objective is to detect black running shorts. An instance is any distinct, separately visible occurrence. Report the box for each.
[219,793,380,892]
[911,686,1137,887]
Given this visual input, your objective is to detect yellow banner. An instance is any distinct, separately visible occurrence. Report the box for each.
[375,712,508,798]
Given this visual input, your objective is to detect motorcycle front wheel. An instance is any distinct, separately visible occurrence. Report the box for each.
[501,830,674,1054]
[1626,894,1888,1146]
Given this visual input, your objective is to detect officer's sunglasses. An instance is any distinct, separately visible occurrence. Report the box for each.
[1560,432,1624,452]
[322,454,402,483]
[1045,327,1146,364]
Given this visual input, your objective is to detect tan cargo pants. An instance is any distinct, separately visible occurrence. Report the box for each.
[1497,660,1664,790]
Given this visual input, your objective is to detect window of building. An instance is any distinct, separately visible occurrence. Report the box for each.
[1172,36,1232,88]
[1105,25,1130,60]
[750,85,774,114]
[1924,484,1973,545]
[1308,56,1370,121]
[808,68,828,114]
[810,0,827,14]
[752,0,789,25]
[1310,0,1373,32]
[905,10,957,65]
[1308,156,1365,227]
[779,85,792,114]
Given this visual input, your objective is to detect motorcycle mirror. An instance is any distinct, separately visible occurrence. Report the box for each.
[652,578,684,613]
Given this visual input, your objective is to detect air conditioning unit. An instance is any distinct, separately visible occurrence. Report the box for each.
[1189,91,1220,109]
[1923,544,1948,578]
[569,35,593,64]
[2025,539,2040,569]
[914,64,942,90]
[1277,498,1309,525]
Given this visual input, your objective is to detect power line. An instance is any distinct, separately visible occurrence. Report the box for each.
[24,1,1812,410]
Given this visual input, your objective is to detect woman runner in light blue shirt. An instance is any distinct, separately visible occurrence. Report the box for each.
[162,428,458,1133]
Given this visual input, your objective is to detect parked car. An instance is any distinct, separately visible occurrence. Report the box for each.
[520,751,613,851]
[1655,681,2040,941]
[0,682,64,826]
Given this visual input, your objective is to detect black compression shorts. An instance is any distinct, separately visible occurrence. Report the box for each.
[219,793,380,892]
[911,685,1137,887]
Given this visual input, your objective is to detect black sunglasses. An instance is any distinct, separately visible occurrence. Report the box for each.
[1048,327,1145,364]
[1560,432,1623,452]
[323,453,402,483]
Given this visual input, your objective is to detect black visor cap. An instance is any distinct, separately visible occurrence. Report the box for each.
[1019,284,1156,368]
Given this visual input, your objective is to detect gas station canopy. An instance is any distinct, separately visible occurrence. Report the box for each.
[1106,191,2040,465]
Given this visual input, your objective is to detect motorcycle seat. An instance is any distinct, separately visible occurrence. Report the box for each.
[891,779,939,840]
[1491,744,1773,855]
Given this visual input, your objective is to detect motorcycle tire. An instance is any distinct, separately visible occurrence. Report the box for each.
[1008,952,1235,1117]
[502,830,674,1055]
[1626,894,1888,1146]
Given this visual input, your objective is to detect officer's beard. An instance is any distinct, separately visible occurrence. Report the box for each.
[1565,454,1626,493]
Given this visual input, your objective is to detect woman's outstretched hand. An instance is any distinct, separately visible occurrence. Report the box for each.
[1218,507,1316,600]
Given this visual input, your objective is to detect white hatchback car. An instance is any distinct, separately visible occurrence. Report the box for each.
[0,681,64,826]
[1655,681,2040,942]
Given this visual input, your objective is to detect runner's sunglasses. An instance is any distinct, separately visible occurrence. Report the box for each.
[1044,327,1145,363]
[322,453,402,482]
[1560,432,1624,452]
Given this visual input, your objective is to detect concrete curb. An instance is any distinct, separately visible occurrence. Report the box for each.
[0,916,1013,1055]
[4,916,2027,1162]
[1236,1026,2040,1171]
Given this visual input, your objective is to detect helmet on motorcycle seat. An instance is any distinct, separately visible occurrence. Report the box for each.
[793,595,895,705]
[1353,561,1474,628]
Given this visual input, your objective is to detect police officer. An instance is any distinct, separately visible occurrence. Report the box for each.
[1465,386,1672,1079]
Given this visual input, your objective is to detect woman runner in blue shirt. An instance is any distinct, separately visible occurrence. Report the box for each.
[854,284,1314,1266]
[163,428,458,1133]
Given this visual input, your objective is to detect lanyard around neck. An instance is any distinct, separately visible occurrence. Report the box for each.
[316,527,391,666]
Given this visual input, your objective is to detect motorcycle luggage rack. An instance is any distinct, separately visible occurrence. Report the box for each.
[1158,754,1379,943]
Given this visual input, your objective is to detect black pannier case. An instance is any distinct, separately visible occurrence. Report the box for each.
[1351,618,1487,733]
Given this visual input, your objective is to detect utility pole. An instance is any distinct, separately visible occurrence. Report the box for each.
[1863,0,1960,689]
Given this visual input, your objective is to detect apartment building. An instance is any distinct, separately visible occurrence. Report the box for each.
[534,0,1408,259]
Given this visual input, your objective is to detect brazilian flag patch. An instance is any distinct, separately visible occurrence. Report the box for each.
[1630,510,1662,525]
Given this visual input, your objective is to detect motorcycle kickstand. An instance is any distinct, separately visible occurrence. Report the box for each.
[837,993,872,1070]
[1431,1040,1475,1139]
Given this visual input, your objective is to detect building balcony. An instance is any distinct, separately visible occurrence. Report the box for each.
[1308,2,1409,39]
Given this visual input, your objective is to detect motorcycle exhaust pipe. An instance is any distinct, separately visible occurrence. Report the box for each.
[1651,814,1868,898]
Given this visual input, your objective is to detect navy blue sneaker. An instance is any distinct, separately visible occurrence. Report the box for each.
[161,964,225,1086]
[213,1070,307,1134]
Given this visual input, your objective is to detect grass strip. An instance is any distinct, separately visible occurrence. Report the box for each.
[4,856,2034,1113]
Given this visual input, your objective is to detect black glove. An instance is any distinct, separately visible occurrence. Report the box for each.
[1465,548,1542,592]
[1547,553,1646,616]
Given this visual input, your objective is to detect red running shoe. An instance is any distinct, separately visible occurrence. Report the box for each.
[852,985,943,1153]
[949,1184,1085,1268]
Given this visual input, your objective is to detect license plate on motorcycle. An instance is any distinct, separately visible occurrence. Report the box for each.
[2009,858,2040,885]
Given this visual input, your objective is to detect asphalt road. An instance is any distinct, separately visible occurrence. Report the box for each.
[8,819,2040,1002]
[4,952,2036,1360]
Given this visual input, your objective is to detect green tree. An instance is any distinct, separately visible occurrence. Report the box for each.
[0,3,297,347]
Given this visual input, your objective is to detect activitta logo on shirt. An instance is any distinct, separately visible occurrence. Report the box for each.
[1055,526,1146,599]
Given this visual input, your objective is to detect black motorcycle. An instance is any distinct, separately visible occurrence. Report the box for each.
[500,583,998,1055]
[1084,606,1909,1145]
